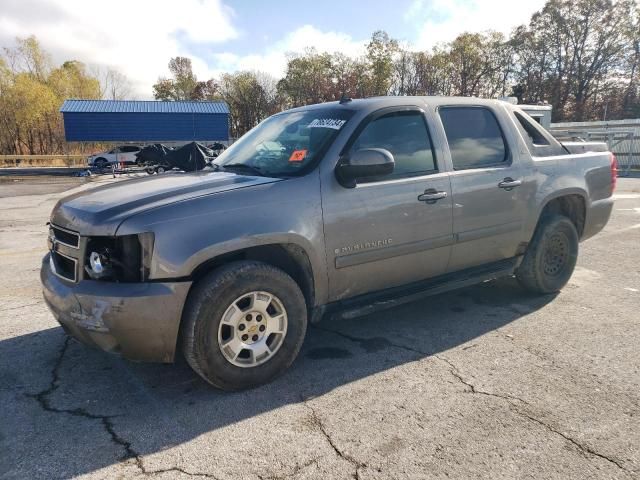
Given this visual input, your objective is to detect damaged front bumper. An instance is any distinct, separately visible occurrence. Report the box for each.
[41,254,191,363]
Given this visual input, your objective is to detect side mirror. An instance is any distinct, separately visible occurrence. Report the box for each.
[335,148,395,188]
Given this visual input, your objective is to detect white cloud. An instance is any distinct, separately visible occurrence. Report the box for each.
[0,0,547,99]
[208,25,368,79]
[0,0,237,98]
[408,0,547,49]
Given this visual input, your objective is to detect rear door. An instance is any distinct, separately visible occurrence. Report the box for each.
[437,105,527,272]
[321,107,454,301]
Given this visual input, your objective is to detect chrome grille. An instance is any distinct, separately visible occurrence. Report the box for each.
[50,250,78,282]
[50,224,80,248]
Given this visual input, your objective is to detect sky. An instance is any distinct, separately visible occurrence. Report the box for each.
[0,0,547,98]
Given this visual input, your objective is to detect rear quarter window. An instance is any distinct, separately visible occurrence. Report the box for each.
[513,111,567,157]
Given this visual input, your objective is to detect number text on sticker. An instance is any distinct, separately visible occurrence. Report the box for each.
[308,118,346,130]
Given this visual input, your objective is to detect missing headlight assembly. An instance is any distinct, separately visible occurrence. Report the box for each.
[84,233,154,282]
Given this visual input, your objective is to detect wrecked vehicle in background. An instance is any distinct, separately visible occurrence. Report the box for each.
[135,143,173,167]
[136,142,215,174]
[42,97,616,390]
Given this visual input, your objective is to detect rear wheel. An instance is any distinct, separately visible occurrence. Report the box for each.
[516,214,578,294]
[181,261,307,390]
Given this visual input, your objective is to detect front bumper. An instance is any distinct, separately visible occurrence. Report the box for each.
[41,254,192,363]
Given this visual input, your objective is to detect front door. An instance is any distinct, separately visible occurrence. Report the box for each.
[437,105,528,272]
[321,107,454,301]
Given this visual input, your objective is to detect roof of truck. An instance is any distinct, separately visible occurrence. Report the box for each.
[282,96,507,114]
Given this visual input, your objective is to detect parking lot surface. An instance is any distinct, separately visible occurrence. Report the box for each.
[1,175,639,479]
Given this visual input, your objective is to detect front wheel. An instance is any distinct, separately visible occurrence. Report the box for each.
[181,261,307,390]
[516,214,579,294]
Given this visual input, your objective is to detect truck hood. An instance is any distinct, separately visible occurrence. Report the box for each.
[51,171,282,235]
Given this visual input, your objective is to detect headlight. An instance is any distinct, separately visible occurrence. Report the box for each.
[89,251,104,273]
[84,233,154,282]
[89,251,108,275]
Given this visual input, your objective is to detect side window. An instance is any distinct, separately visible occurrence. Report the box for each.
[350,111,436,180]
[513,111,567,157]
[514,111,549,146]
[439,107,508,170]
[120,146,138,153]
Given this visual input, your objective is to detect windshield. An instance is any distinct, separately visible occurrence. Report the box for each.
[214,107,354,177]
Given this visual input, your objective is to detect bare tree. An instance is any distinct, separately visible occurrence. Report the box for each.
[101,68,132,100]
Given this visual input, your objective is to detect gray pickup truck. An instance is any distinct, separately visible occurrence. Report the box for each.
[42,97,616,390]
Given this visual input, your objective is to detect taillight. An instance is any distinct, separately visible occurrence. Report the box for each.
[610,153,618,193]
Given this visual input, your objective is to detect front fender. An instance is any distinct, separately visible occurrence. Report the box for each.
[116,174,329,304]
[181,233,323,298]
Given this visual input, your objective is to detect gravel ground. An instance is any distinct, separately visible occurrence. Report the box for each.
[0,176,639,480]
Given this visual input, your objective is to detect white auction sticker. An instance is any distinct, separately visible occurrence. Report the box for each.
[308,118,347,130]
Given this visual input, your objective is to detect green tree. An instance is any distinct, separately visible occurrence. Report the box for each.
[366,30,398,96]
[220,71,279,138]
[277,49,335,107]
[152,56,199,100]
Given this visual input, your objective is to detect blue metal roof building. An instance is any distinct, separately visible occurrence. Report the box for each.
[60,99,229,142]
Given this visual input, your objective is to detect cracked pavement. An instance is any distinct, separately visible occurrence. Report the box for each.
[1,175,639,479]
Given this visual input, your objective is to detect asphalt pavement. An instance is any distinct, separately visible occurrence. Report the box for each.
[0,176,639,479]
[0,167,87,176]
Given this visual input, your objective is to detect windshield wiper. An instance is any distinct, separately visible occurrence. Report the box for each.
[222,163,268,176]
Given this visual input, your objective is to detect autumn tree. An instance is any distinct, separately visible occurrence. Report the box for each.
[0,36,131,154]
[192,79,220,100]
[621,0,640,117]
[97,68,132,100]
[276,49,336,106]
[366,31,398,96]
[153,57,199,100]
[511,0,634,120]
[220,71,280,138]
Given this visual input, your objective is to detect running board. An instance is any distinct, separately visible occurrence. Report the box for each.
[327,258,519,321]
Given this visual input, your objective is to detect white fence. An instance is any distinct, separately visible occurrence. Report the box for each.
[550,119,640,175]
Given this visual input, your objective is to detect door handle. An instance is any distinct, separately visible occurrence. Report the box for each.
[418,189,448,204]
[498,177,522,190]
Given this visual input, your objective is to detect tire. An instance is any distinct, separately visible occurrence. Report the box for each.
[94,158,108,169]
[181,260,307,390]
[156,166,165,174]
[516,214,579,294]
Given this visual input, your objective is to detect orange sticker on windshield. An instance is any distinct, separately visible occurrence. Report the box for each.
[289,149,307,162]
